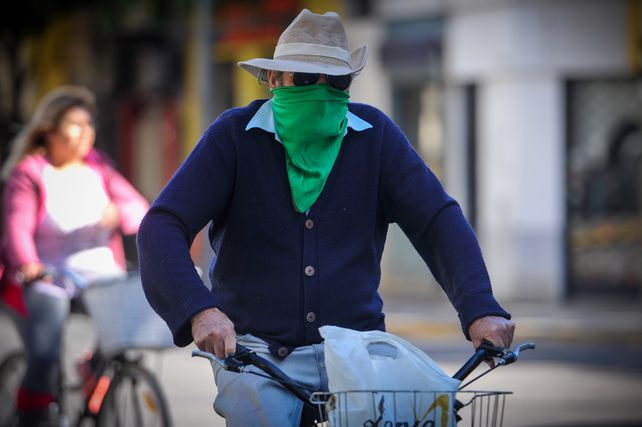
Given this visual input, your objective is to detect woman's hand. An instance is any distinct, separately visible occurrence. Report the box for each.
[100,202,120,230]
[16,262,48,284]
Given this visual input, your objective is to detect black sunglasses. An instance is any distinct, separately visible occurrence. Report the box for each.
[292,73,352,91]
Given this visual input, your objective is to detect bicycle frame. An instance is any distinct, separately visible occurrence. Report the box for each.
[70,349,120,424]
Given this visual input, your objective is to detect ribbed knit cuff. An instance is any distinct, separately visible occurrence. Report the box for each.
[457,292,511,340]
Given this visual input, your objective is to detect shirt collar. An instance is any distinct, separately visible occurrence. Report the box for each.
[245,99,372,142]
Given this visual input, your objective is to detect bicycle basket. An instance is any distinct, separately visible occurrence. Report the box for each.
[81,273,174,353]
[310,390,512,427]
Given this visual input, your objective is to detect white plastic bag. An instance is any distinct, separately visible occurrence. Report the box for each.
[320,325,461,427]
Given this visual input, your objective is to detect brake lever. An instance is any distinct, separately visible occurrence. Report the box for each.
[457,341,535,389]
[453,340,504,381]
[478,340,505,359]
[496,342,536,366]
[224,345,255,372]
[192,347,253,373]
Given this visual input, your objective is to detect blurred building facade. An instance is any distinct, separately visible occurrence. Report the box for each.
[1,0,640,304]
[343,0,642,304]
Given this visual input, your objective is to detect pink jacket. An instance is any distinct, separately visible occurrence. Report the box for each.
[1,149,149,314]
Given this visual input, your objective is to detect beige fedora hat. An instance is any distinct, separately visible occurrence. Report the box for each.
[238,9,368,78]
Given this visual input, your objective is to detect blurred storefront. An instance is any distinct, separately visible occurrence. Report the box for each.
[347,0,641,303]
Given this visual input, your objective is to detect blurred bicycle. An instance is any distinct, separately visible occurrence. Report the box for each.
[0,270,174,427]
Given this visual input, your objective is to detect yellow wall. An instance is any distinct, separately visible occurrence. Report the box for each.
[300,0,344,15]
[231,45,271,107]
[183,13,203,156]
[20,14,93,117]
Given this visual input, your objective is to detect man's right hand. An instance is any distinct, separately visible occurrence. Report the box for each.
[191,307,237,359]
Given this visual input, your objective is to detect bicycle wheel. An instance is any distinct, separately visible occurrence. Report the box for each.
[96,362,172,427]
[0,351,26,427]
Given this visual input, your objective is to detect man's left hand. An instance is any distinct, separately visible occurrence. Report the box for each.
[468,316,515,350]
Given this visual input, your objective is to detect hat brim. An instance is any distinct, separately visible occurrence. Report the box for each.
[238,45,367,79]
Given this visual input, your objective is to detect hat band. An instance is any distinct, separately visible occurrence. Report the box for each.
[274,43,352,66]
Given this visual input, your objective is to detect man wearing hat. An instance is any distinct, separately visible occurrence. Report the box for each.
[138,9,514,426]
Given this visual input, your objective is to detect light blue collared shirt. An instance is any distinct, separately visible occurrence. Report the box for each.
[245,99,372,142]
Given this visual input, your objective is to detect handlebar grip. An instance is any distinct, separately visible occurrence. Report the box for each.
[231,344,314,406]
[234,344,250,355]
[16,270,54,286]
[498,342,536,366]
[220,344,252,372]
[452,341,504,381]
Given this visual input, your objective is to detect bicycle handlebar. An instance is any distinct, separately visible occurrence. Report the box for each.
[453,341,536,389]
[452,341,504,381]
[193,340,535,403]
[15,270,54,286]
[192,345,316,407]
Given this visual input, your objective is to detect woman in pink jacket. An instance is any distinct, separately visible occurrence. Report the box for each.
[0,85,149,426]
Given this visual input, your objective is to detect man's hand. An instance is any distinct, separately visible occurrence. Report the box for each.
[468,316,515,350]
[191,307,237,359]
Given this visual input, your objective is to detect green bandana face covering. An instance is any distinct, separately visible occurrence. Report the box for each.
[271,83,350,213]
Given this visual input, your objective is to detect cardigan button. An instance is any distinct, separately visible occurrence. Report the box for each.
[305,219,314,229]
[304,266,315,277]
[277,347,289,358]
[306,312,316,323]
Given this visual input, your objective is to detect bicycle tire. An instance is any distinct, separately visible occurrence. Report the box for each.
[0,351,26,427]
[96,361,172,427]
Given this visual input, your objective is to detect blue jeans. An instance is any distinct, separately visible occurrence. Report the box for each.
[212,334,328,427]
[6,282,70,396]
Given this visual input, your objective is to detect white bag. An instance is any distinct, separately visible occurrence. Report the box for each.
[320,325,460,427]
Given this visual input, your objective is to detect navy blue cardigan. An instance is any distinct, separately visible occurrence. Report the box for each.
[137,99,510,356]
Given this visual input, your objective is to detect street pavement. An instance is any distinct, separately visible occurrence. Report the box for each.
[1,291,641,427]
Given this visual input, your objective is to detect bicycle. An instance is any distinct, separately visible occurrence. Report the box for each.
[192,339,535,427]
[0,271,174,427]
